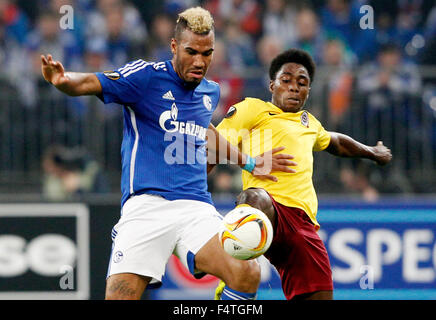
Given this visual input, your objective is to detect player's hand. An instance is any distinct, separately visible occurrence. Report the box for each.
[252,147,297,182]
[41,54,69,86]
[372,141,392,166]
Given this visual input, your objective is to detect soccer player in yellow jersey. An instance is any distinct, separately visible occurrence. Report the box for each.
[214,49,392,300]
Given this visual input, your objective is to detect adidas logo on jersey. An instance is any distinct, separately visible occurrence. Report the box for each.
[162,91,175,100]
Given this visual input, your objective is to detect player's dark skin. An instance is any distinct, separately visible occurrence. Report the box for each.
[235,62,392,301]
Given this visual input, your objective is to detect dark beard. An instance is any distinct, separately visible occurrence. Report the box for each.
[184,79,201,89]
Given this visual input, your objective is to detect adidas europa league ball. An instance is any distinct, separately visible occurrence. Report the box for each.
[219,206,273,260]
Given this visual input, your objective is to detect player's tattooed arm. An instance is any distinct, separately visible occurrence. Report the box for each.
[41,54,102,96]
[326,132,392,166]
[206,124,297,181]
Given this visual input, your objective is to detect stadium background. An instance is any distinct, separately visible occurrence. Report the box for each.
[0,0,435,300]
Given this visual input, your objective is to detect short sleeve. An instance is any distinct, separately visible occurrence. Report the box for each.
[313,123,331,151]
[95,60,152,105]
[216,99,262,146]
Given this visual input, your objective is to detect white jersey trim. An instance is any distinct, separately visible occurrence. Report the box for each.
[123,62,153,77]
[128,107,139,195]
[118,59,144,74]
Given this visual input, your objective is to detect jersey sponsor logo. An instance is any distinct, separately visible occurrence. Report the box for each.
[162,90,175,100]
[301,111,309,127]
[159,103,207,140]
[103,70,121,80]
[203,95,212,111]
[225,106,236,118]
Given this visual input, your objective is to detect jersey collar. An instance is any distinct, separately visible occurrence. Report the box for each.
[266,102,305,118]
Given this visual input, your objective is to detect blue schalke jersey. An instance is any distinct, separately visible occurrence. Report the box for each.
[95,60,220,206]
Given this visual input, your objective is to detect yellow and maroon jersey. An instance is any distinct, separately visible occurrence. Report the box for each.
[216,98,331,228]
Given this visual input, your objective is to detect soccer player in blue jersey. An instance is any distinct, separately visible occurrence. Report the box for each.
[41,7,295,300]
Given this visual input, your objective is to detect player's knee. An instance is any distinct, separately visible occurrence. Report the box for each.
[227,259,261,293]
[237,188,275,225]
[105,274,148,300]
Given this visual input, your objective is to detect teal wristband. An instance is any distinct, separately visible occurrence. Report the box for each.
[242,156,256,173]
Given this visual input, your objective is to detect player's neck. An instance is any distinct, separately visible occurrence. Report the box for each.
[170,60,202,89]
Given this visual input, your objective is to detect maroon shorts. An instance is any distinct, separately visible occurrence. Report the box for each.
[264,195,333,300]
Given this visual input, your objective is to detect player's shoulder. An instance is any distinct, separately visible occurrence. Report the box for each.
[203,78,220,87]
[234,97,269,110]
[200,77,220,92]
[117,59,168,79]
[222,97,268,121]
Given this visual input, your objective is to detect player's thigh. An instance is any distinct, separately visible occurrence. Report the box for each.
[108,194,179,286]
[237,188,276,228]
[173,200,223,276]
[105,272,151,300]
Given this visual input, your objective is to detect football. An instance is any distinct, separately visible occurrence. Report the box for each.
[219,206,273,260]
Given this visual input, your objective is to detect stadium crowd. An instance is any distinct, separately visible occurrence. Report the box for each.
[0,0,435,200]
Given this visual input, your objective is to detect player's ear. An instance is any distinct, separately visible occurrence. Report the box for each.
[269,80,274,93]
[170,38,177,55]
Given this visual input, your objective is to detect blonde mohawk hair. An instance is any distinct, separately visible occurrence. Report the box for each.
[175,7,214,37]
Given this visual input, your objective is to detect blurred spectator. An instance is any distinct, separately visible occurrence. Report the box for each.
[216,0,262,38]
[86,0,148,59]
[0,11,29,95]
[418,5,436,66]
[103,8,130,66]
[256,35,284,71]
[146,13,174,61]
[164,0,197,15]
[262,0,298,48]
[357,43,421,112]
[26,11,82,70]
[294,7,326,64]
[24,11,83,108]
[0,0,29,44]
[249,35,284,100]
[320,0,355,44]
[320,0,376,63]
[339,164,380,202]
[221,18,258,72]
[84,37,111,72]
[319,39,354,129]
[374,12,398,50]
[0,1,434,197]
[395,0,424,50]
[208,38,244,124]
[48,0,87,53]
[207,165,242,200]
[42,145,109,201]
[357,43,422,192]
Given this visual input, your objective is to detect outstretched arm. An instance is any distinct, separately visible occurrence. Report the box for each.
[207,124,297,182]
[326,132,392,165]
[41,54,102,96]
